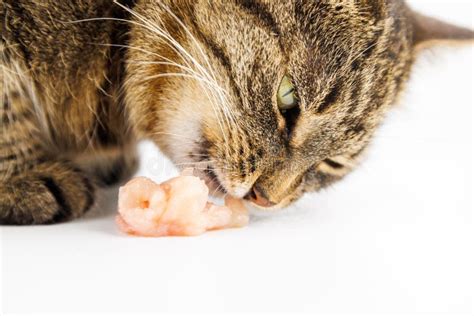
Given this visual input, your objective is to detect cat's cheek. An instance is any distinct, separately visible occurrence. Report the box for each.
[166,114,201,161]
[156,80,209,163]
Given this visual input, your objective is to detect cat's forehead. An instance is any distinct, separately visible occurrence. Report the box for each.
[194,1,391,71]
[266,0,389,33]
[197,0,391,70]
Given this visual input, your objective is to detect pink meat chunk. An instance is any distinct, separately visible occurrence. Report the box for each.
[116,172,249,237]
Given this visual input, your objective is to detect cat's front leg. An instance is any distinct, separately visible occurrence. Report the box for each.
[0,81,95,225]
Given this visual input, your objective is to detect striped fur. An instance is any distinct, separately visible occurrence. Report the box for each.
[1,0,473,224]
[1,1,136,224]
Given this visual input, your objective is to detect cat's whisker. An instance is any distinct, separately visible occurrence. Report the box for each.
[172,152,210,157]
[113,3,208,86]
[174,158,217,164]
[74,5,234,147]
[172,165,211,170]
[68,16,196,78]
[66,18,219,136]
[98,44,197,76]
[199,83,232,142]
[149,135,203,149]
[114,2,235,144]
[129,60,212,83]
[141,71,230,144]
[172,155,213,161]
[158,4,239,130]
[173,165,233,173]
[101,45,210,92]
[174,163,222,169]
[69,7,238,159]
[133,61,229,98]
[141,73,226,96]
[210,181,228,197]
[173,160,232,170]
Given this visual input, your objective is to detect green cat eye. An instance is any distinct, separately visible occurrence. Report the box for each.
[277,76,298,111]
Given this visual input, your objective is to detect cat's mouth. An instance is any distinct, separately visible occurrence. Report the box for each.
[200,165,227,197]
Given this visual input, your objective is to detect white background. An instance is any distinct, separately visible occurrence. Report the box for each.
[1,1,473,315]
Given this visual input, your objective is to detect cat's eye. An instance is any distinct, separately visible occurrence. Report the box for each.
[277,75,298,111]
[277,75,300,138]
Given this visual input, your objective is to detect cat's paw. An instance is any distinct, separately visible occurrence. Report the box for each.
[0,161,95,225]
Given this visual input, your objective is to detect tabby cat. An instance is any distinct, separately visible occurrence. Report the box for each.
[1,0,473,224]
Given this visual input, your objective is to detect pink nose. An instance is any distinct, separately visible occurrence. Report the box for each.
[245,185,276,208]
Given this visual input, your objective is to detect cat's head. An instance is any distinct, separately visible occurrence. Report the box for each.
[125,0,474,208]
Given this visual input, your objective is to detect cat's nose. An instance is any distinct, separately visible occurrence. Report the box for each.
[244,185,276,208]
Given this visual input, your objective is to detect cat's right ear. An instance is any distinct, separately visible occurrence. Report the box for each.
[409,10,474,51]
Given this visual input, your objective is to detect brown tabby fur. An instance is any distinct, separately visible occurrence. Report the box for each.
[1,0,473,224]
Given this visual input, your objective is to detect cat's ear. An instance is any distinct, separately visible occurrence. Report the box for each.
[410,10,474,51]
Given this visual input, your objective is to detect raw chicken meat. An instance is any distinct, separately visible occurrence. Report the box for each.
[116,170,249,237]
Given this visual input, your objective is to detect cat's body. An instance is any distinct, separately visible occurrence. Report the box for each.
[1,1,137,223]
[1,0,473,224]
